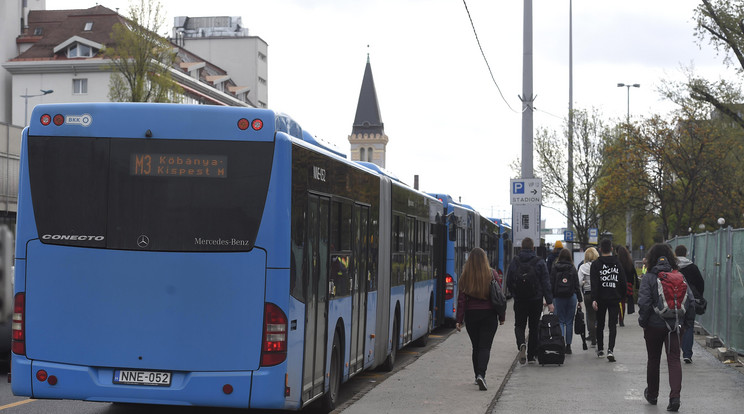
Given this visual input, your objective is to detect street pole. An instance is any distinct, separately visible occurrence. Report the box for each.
[520,0,534,179]
[617,83,639,253]
[567,0,574,250]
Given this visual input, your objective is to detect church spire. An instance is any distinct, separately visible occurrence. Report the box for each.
[348,55,388,168]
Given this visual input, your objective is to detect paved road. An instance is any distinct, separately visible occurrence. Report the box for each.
[341,303,744,413]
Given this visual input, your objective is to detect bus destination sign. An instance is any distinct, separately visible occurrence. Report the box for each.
[131,153,227,178]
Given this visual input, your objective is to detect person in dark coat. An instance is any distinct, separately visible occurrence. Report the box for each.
[639,243,695,412]
[549,248,583,354]
[674,244,704,363]
[506,237,554,365]
[545,240,563,272]
[589,238,627,362]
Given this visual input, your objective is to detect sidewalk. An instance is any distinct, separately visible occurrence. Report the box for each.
[341,302,744,413]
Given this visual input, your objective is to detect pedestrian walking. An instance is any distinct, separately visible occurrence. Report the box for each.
[616,245,638,326]
[638,243,695,412]
[590,238,627,362]
[549,248,583,354]
[578,247,599,347]
[674,244,704,364]
[506,237,554,365]
[546,240,563,272]
[455,247,505,391]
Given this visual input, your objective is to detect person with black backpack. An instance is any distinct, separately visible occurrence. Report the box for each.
[549,248,583,354]
[638,243,695,412]
[506,237,554,365]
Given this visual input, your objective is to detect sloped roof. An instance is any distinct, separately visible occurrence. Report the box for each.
[352,57,384,135]
[14,6,127,60]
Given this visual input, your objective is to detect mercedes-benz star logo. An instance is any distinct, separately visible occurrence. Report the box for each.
[137,235,150,248]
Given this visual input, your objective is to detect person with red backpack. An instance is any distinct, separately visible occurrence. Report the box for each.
[638,243,695,412]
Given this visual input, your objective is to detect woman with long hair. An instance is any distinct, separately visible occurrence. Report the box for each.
[638,243,695,412]
[455,247,505,391]
[616,245,638,326]
[578,247,599,346]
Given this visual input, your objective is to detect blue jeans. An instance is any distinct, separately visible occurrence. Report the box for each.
[681,314,696,358]
[553,295,578,345]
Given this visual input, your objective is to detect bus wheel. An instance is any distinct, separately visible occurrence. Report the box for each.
[381,318,398,371]
[413,310,431,347]
[319,335,341,412]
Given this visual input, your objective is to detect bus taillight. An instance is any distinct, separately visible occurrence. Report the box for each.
[12,293,25,355]
[260,303,287,367]
[445,275,454,300]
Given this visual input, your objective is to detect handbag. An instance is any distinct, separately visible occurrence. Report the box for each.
[490,278,507,317]
[574,307,586,335]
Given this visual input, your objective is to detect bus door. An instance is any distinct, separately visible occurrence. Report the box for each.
[302,194,330,402]
[403,216,415,343]
[349,204,369,374]
[432,220,446,327]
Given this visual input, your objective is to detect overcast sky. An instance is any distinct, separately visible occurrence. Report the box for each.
[47,0,736,228]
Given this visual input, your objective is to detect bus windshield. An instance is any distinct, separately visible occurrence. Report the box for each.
[28,136,274,251]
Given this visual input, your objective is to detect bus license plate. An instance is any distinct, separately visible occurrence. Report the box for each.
[113,370,171,386]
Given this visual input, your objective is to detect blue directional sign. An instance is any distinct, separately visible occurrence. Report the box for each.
[564,230,574,241]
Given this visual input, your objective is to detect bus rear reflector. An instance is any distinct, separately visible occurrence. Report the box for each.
[261,303,287,367]
[445,275,454,300]
[12,293,25,355]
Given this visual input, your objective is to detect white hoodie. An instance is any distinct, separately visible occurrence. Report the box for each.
[578,261,592,293]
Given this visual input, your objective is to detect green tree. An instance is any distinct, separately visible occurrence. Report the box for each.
[104,0,181,102]
[690,0,744,126]
[534,108,608,246]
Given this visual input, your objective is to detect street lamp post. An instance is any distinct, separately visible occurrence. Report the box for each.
[20,88,54,126]
[617,82,640,253]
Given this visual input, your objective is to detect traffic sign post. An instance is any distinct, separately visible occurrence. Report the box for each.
[510,178,543,246]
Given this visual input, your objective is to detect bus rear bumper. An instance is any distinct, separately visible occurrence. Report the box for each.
[10,356,292,409]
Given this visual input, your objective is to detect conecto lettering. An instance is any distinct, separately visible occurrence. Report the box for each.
[42,234,104,241]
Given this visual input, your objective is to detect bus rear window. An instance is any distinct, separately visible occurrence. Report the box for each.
[28,136,274,251]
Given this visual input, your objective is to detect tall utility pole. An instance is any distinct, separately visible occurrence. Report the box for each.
[520,0,534,179]
[617,82,640,251]
[567,0,574,245]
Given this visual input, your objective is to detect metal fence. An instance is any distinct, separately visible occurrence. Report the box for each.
[667,228,744,354]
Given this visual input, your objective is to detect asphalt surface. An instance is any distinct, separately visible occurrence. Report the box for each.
[340,302,744,413]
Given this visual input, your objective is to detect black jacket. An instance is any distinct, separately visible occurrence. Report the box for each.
[638,259,695,330]
[506,249,553,304]
[589,255,627,303]
[677,256,705,297]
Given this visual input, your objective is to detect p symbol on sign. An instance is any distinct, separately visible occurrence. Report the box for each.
[513,182,524,194]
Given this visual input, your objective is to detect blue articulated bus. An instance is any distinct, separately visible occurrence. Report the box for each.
[490,218,513,274]
[426,194,477,326]
[11,103,440,411]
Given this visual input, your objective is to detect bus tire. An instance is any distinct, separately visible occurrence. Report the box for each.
[319,334,341,413]
[381,317,398,371]
[413,309,431,347]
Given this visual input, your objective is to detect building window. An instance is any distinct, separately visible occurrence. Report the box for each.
[359,147,365,161]
[258,52,266,62]
[258,77,267,85]
[68,43,95,58]
[34,27,43,36]
[73,78,88,94]
[367,148,373,162]
[84,22,93,31]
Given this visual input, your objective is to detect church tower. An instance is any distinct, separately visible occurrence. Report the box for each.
[348,55,388,168]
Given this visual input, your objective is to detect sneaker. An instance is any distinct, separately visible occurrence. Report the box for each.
[667,397,680,411]
[476,375,487,391]
[607,350,615,362]
[582,341,588,351]
[597,350,605,358]
[518,343,527,365]
[565,344,572,354]
[644,387,658,405]
[527,358,536,364]
[683,357,692,364]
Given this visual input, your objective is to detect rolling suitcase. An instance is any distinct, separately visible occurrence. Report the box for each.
[537,312,565,366]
